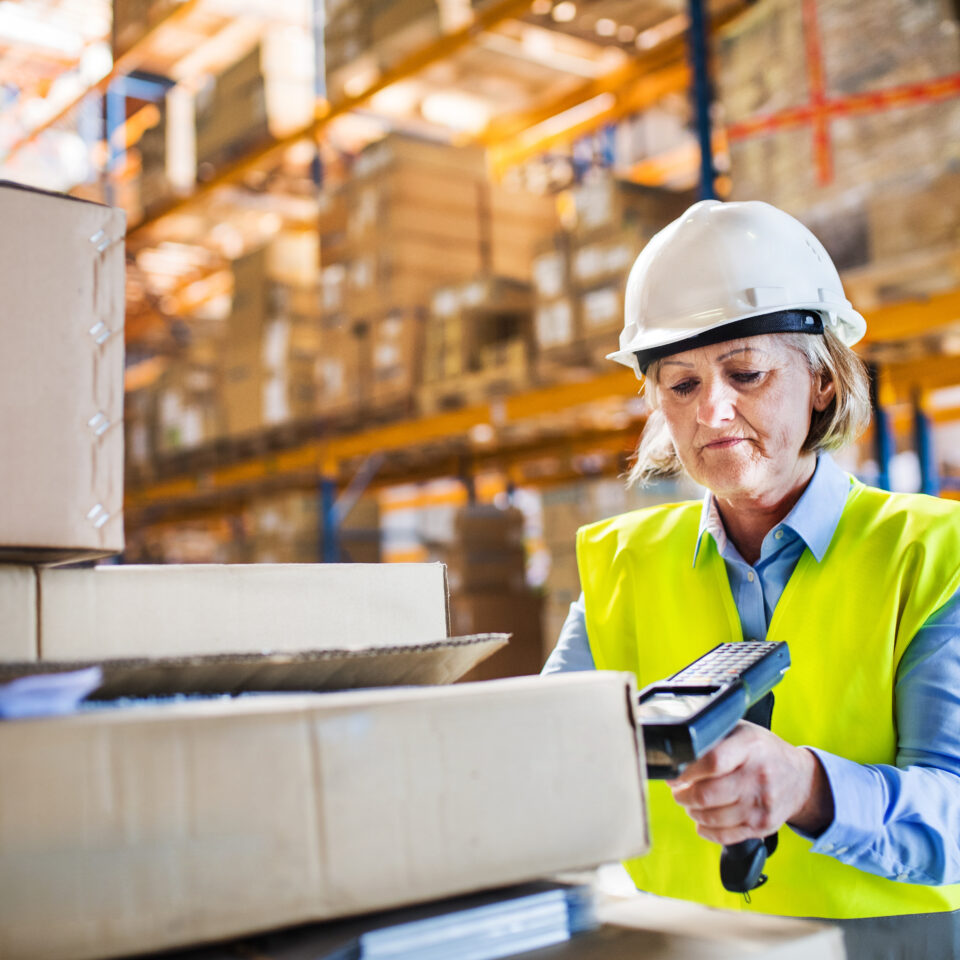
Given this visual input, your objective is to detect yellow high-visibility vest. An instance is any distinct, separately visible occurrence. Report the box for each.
[577,477,960,918]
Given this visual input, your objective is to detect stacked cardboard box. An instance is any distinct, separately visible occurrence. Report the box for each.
[240,491,381,564]
[154,341,222,454]
[325,0,456,104]
[111,0,180,58]
[195,45,270,175]
[136,99,170,216]
[534,176,693,380]
[0,183,126,563]
[219,247,271,437]
[717,0,960,279]
[317,135,558,414]
[421,276,533,412]
[443,504,545,680]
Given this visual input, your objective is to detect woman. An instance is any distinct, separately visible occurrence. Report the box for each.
[543,200,960,958]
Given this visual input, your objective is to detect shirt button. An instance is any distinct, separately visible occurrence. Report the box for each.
[774,529,784,540]
[835,846,848,856]
[896,872,910,882]
[747,571,755,582]
[821,842,833,852]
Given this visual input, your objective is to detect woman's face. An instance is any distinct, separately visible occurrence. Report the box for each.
[655,334,835,503]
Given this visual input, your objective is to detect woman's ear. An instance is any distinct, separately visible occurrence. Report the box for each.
[813,372,836,412]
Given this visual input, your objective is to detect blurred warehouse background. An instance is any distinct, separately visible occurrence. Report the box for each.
[0,0,958,674]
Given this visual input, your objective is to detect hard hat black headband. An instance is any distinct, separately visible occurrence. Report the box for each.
[635,310,825,374]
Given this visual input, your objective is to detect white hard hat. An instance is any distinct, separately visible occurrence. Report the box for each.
[608,199,866,377]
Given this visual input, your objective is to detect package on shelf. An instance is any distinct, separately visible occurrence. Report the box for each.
[453,591,545,680]
[717,0,960,276]
[578,282,626,337]
[155,348,222,454]
[316,314,365,417]
[267,230,320,288]
[239,490,380,564]
[422,276,533,393]
[347,237,486,317]
[570,227,641,289]
[444,544,527,593]
[124,385,157,474]
[534,182,690,375]
[260,308,321,426]
[136,99,170,215]
[215,248,269,437]
[366,308,424,412]
[865,169,960,263]
[560,175,694,240]
[441,503,529,593]
[486,180,561,281]
[454,502,525,547]
[195,44,270,173]
[318,186,350,266]
[0,183,125,563]
[111,0,181,58]
[0,670,647,960]
[326,0,473,103]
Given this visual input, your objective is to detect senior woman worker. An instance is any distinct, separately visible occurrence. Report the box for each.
[543,199,960,957]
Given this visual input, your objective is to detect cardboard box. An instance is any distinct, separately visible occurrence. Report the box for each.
[0,562,503,696]
[445,547,528,593]
[2,562,449,661]
[0,182,125,563]
[0,672,649,960]
[454,591,545,680]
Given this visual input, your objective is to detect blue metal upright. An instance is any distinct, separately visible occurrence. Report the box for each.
[687,0,718,201]
[320,477,340,562]
[869,365,894,491]
[914,392,940,496]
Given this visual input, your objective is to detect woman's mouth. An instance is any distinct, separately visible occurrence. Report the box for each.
[704,438,744,449]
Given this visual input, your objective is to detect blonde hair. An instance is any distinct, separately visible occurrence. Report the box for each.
[627,329,872,487]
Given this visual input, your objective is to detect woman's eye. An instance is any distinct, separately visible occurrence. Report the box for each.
[730,371,763,385]
[669,380,697,397]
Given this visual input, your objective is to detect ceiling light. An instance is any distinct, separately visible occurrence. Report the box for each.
[636,13,688,50]
[617,24,636,43]
[421,91,490,133]
[595,18,617,36]
[551,2,577,23]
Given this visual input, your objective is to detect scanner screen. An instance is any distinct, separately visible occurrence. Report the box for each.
[637,691,713,722]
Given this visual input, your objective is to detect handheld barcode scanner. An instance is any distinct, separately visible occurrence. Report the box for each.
[636,641,791,894]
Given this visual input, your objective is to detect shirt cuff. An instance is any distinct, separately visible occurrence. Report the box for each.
[790,747,887,858]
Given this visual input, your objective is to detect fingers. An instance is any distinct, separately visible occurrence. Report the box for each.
[671,766,746,809]
[668,721,756,787]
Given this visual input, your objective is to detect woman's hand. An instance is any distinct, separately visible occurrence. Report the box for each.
[667,721,834,844]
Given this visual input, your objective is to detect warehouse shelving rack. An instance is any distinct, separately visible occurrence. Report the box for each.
[3,0,958,544]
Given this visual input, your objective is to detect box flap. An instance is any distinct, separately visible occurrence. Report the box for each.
[0,635,508,697]
[38,563,451,660]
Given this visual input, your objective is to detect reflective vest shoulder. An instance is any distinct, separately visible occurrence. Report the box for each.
[576,477,960,918]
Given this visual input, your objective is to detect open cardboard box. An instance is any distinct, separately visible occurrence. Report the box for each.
[0,562,506,695]
[0,673,650,960]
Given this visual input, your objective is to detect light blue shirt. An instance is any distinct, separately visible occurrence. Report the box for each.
[543,454,960,885]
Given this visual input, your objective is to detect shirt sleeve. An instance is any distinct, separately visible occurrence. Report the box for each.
[794,588,960,884]
[541,593,596,675]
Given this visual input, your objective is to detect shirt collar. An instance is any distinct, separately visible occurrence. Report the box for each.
[693,453,852,567]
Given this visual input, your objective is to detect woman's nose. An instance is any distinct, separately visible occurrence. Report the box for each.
[696,379,736,427]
